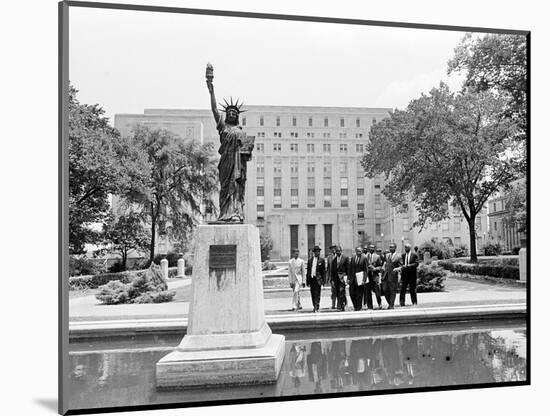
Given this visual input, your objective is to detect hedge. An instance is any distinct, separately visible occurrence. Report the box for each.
[69,266,179,290]
[438,260,519,280]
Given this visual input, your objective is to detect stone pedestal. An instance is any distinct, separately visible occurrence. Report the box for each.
[156,224,285,388]
[519,248,527,282]
[177,257,185,277]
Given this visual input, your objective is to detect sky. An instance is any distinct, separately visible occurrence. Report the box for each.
[69,6,473,124]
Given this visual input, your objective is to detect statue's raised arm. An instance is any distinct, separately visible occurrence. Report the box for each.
[205,63,220,124]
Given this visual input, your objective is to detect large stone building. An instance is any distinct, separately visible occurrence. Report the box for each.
[115,105,488,260]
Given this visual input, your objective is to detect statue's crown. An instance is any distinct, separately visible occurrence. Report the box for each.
[219,97,247,113]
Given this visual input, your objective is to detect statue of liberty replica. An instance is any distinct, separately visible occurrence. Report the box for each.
[205,63,254,223]
[155,66,283,389]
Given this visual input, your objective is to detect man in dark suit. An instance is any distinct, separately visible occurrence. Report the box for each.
[326,245,337,309]
[400,243,419,306]
[330,245,349,311]
[364,244,384,309]
[382,243,402,309]
[306,245,326,313]
[348,246,368,311]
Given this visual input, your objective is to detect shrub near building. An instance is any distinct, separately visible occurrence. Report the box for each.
[419,239,456,260]
[415,264,446,292]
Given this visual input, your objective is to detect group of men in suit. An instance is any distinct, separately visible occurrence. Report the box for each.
[288,242,419,313]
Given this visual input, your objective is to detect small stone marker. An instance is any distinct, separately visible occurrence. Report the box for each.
[423,251,431,265]
[519,248,527,282]
[160,257,169,280]
[177,255,185,277]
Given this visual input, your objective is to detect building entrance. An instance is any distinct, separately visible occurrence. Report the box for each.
[290,225,298,258]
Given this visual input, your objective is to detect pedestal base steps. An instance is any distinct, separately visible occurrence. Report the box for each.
[156,333,285,388]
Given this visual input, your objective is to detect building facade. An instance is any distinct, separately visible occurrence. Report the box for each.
[115,105,489,260]
[487,181,526,253]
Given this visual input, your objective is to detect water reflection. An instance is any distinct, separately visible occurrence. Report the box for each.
[68,325,527,411]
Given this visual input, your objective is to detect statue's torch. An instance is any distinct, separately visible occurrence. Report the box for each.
[206,63,214,83]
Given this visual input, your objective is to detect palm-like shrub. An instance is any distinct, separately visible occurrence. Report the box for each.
[95,263,175,304]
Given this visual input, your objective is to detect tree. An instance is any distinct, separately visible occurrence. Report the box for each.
[362,84,522,262]
[448,33,527,171]
[68,84,147,253]
[122,125,218,261]
[103,212,151,270]
[260,229,274,261]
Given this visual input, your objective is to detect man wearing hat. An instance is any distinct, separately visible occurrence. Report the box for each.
[306,245,326,313]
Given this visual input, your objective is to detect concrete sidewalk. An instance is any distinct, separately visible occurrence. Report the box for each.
[68,277,526,338]
[69,277,526,321]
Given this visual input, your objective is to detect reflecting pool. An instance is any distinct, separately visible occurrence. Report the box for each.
[68,320,527,411]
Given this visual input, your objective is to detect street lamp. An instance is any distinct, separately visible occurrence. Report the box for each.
[381,233,384,251]
[401,236,405,252]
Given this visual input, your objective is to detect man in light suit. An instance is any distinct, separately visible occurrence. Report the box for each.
[288,248,306,311]
[348,246,368,311]
[400,243,419,306]
[382,243,403,309]
[330,245,349,311]
[364,244,384,309]
[306,245,326,313]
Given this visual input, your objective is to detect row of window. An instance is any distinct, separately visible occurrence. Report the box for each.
[256,200,387,214]
[255,143,365,153]
[252,131,365,139]
[243,116,377,128]
[256,187,383,208]
[257,159,368,177]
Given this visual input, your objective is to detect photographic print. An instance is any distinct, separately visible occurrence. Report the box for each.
[60,1,529,414]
